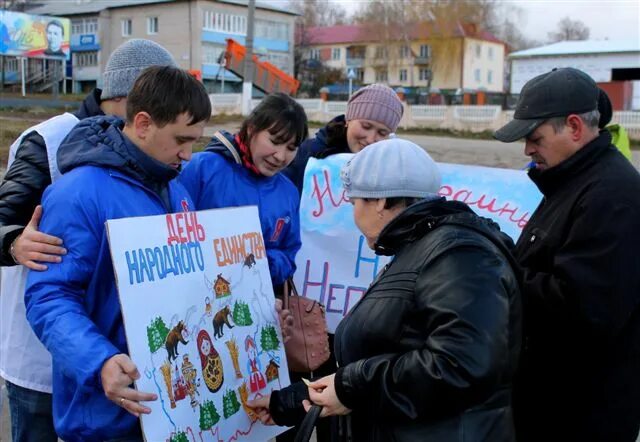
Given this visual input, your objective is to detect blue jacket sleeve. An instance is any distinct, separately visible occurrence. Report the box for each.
[178,157,204,207]
[267,195,302,285]
[25,181,120,390]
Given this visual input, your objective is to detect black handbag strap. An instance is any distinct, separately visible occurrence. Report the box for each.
[293,405,323,442]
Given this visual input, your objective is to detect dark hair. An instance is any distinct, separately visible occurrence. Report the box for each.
[47,20,64,36]
[362,197,422,210]
[126,65,211,127]
[384,197,421,210]
[238,93,309,147]
[325,118,348,150]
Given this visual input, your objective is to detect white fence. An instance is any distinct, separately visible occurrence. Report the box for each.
[208,94,640,139]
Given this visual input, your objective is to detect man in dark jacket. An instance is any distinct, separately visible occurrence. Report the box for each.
[0,39,176,442]
[494,67,640,441]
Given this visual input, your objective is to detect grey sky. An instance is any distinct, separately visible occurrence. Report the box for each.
[278,0,640,44]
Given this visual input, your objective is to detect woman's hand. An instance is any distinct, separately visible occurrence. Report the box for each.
[305,374,351,417]
[246,394,276,425]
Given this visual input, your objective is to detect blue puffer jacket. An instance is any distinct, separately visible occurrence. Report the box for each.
[282,114,350,194]
[25,116,192,442]
[179,130,301,285]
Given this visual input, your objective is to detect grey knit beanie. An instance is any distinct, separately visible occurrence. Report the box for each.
[341,138,441,200]
[346,84,404,132]
[101,39,176,100]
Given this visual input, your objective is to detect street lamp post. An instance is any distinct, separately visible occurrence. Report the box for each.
[241,0,255,116]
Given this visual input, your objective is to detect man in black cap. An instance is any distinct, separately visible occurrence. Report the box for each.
[495,67,640,441]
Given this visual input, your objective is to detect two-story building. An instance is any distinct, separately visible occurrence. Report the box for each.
[26,0,297,94]
[301,22,505,98]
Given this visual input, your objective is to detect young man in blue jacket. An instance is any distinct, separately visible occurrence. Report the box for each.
[24,66,211,442]
[0,38,176,442]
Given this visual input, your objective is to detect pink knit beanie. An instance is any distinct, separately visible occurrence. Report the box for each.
[346,84,403,132]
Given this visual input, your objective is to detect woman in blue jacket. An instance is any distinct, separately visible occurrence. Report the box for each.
[180,93,309,287]
[283,83,403,194]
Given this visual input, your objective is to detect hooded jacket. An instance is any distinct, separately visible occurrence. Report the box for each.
[282,115,350,194]
[0,88,104,264]
[25,116,192,442]
[270,199,522,442]
[179,130,301,285]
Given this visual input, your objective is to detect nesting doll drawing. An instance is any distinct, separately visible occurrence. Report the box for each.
[197,330,224,393]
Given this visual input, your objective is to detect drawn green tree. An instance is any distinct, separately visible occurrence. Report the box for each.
[222,389,241,418]
[146,317,170,353]
[170,431,188,442]
[233,301,253,326]
[260,325,280,351]
[199,399,221,430]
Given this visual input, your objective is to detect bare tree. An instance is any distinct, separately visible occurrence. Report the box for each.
[548,16,590,42]
[289,0,348,28]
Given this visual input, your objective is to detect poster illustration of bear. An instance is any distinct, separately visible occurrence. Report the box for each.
[106,206,290,441]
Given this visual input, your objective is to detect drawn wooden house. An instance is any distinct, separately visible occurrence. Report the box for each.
[265,359,280,382]
[214,274,231,298]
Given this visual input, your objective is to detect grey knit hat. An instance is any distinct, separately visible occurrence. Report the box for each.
[341,138,441,199]
[346,84,404,132]
[101,39,176,100]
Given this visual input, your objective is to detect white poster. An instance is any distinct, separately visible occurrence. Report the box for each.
[294,155,542,333]
[107,206,289,442]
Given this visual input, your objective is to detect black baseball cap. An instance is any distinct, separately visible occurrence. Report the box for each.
[494,67,599,142]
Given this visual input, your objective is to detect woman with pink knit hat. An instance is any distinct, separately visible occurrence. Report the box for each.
[283,83,403,194]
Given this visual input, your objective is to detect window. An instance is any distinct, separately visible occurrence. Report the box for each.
[72,20,83,35]
[255,19,289,40]
[419,44,430,58]
[147,17,158,35]
[399,45,410,58]
[419,68,431,81]
[399,69,407,82]
[332,48,341,60]
[309,48,320,60]
[474,68,481,82]
[487,70,493,84]
[74,51,98,67]
[375,69,388,82]
[85,18,98,33]
[72,18,98,35]
[202,10,247,35]
[121,19,132,37]
[475,44,481,58]
[202,43,226,64]
[488,46,494,60]
[374,46,387,59]
[6,58,19,71]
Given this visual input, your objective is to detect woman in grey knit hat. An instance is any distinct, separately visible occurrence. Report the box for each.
[248,138,523,442]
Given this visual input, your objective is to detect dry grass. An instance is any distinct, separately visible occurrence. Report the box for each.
[0,118,36,166]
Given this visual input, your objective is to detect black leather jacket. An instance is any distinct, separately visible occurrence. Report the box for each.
[273,199,522,441]
[0,89,103,265]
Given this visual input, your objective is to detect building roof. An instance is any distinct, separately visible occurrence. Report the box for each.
[26,0,296,17]
[27,0,174,16]
[510,40,640,58]
[300,22,504,46]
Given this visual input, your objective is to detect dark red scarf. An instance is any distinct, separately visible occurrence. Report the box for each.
[234,134,261,176]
